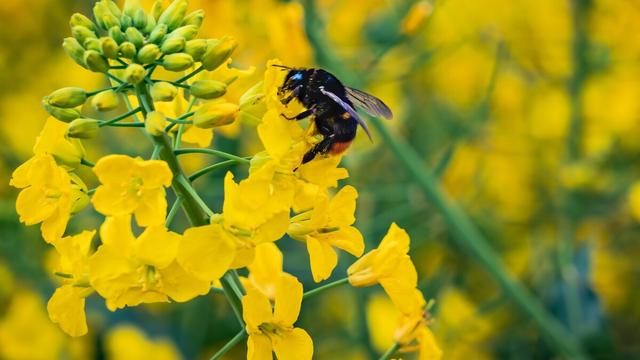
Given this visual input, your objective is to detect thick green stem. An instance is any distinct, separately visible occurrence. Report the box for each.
[209,329,248,360]
[378,343,400,360]
[302,277,349,299]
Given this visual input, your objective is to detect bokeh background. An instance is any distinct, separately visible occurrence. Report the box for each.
[1,0,639,359]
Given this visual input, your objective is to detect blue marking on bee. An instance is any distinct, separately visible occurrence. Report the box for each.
[292,73,303,81]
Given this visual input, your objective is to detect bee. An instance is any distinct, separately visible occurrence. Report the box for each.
[274,65,393,164]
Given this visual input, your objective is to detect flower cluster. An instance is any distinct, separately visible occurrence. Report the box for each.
[9,1,439,358]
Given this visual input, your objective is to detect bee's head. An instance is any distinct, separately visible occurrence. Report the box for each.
[277,68,309,96]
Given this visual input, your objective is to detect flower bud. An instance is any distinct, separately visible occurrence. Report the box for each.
[103,0,122,18]
[287,222,314,241]
[167,25,198,41]
[100,37,119,58]
[143,14,157,34]
[124,0,143,18]
[124,63,146,84]
[125,27,145,48]
[47,87,87,108]
[201,36,237,71]
[158,0,188,31]
[108,26,125,44]
[63,37,86,68]
[93,2,111,30]
[145,111,167,136]
[101,13,121,29]
[191,80,227,99]
[67,118,100,139]
[84,38,102,52]
[71,25,97,45]
[238,81,266,126]
[401,1,432,36]
[137,43,161,64]
[121,14,133,29]
[161,36,185,54]
[162,53,193,71]
[91,90,119,111]
[150,82,178,102]
[119,41,137,58]
[42,102,81,122]
[133,8,148,30]
[151,1,164,20]
[182,9,205,28]
[148,23,168,44]
[70,187,90,215]
[84,50,109,73]
[70,13,97,33]
[184,39,207,61]
[193,102,238,128]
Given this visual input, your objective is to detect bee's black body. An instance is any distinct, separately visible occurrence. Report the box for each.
[277,66,393,165]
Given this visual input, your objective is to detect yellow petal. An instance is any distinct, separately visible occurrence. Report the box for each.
[135,226,180,268]
[40,205,71,243]
[138,159,173,188]
[418,327,443,360]
[297,155,348,189]
[47,285,87,337]
[325,226,364,257]
[380,279,424,315]
[92,185,137,217]
[272,328,313,360]
[99,216,135,251]
[133,188,168,227]
[328,185,357,226]
[93,154,137,185]
[274,273,303,327]
[247,334,273,360]
[380,223,410,254]
[160,261,211,302]
[306,236,337,283]
[258,110,294,159]
[16,186,57,225]
[9,156,35,188]
[178,224,236,282]
[242,291,273,331]
[181,125,213,148]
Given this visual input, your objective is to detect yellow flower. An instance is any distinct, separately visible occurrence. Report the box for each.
[47,230,95,337]
[33,117,85,168]
[392,290,442,360]
[242,273,313,360]
[105,324,183,360]
[91,154,172,227]
[347,223,418,313]
[89,216,210,311]
[154,89,213,148]
[289,185,364,282]
[177,223,236,282]
[628,181,640,221]
[10,154,78,243]
[242,242,284,299]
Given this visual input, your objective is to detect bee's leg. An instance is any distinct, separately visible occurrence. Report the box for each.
[282,108,313,121]
[301,136,333,164]
[280,85,302,105]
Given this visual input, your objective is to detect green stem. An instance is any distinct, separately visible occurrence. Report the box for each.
[80,158,95,167]
[176,65,204,83]
[98,107,143,127]
[105,72,124,84]
[165,196,184,227]
[302,277,349,299]
[220,274,245,326]
[378,343,400,360]
[189,160,239,182]
[175,148,251,163]
[86,85,123,97]
[174,98,197,148]
[209,329,247,360]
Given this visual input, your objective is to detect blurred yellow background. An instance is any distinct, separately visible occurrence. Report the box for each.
[1,0,638,359]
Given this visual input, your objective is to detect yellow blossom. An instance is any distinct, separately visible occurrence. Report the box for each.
[105,324,183,360]
[393,290,442,360]
[289,185,364,282]
[10,154,79,243]
[242,273,313,360]
[177,223,236,282]
[33,117,85,168]
[347,223,418,313]
[154,89,213,148]
[242,242,284,299]
[89,216,210,311]
[47,230,95,337]
[91,154,172,227]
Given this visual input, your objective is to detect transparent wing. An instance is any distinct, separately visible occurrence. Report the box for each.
[345,87,393,120]
[319,86,373,142]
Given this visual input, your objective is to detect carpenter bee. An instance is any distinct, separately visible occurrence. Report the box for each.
[274,65,393,164]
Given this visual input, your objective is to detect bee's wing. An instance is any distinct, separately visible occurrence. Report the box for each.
[345,87,393,120]
[319,87,373,142]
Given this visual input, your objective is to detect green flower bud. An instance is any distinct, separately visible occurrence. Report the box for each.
[101,13,121,29]
[119,41,137,59]
[148,23,168,44]
[108,26,126,44]
[71,25,97,45]
[67,118,100,139]
[151,1,164,21]
[184,39,207,61]
[133,8,148,30]
[167,25,198,41]
[42,102,81,122]
[84,38,102,52]
[93,2,110,30]
[84,50,109,73]
[193,102,238,128]
[103,0,123,18]
[160,36,185,54]
[143,15,157,34]
[157,0,188,31]
[150,82,178,102]
[69,13,97,33]
[182,9,205,28]
[162,53,193,71]
[145,111,167,136]
[91,90,120,111]
[47,87,87,108]
[191,80,227,99]
[100,37,119,58]
[124,0,143,17]
[238,81,266,125]
[124,63,146,84]
[121,14,133,29]
[202,36,237,71]
[137,43,161,64]
[125,27,145,48]
[63,37,86,68]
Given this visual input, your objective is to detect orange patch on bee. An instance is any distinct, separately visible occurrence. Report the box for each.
[341,112,350,120]
[330,140,353,155]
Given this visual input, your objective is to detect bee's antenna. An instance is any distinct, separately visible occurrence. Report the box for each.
[271,64,292,71]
